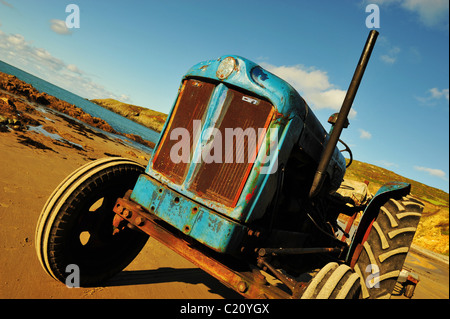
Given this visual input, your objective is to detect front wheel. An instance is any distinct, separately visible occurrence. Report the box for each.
[300,263,361,299]
[35,157,149,287]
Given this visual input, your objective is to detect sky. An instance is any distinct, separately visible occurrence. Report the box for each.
[0,0,448,193]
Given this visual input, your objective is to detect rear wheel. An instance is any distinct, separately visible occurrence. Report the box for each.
[300,262,361,299]
[354,195,423,299]
[35,157,149,287]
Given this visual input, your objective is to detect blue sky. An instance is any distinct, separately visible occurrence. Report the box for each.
[0,0,448,193]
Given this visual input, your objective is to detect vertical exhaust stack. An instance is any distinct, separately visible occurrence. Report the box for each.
[309,30,379,198]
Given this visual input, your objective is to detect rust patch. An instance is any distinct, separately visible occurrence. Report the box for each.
[112,196,291,299]
[189,87,273,207]
[152,79,215,184]
[245,186,257,203]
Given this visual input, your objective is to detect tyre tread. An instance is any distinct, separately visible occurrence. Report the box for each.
[355,196,423,298]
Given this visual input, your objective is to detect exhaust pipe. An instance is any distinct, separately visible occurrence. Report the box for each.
[309,30,379,198]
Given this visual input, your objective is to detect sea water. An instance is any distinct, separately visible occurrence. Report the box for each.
[0,60,161,147]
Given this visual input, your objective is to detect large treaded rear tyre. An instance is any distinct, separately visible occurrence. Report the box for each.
[354,195,423,299]
[35,157,149,287]
[301,262,361,299]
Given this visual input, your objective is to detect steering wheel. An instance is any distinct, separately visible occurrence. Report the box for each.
[338,139,353,168]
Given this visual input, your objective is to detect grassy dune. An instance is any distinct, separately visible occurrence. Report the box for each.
[345,159,449,255]
[91,98,167,133]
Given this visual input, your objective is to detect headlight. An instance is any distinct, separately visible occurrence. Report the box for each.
[216,56,236,80]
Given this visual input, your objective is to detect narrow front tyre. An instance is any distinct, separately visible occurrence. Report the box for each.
[301,263,361,299]
[35,157,149,287]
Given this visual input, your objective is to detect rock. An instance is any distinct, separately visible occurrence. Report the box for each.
[126,150,137,158]
[0,98,16,113]
[7,118,20,125]
[1,71,149,145]
[0,115,7,124]
[20,114,41,127]
[36,93,50,105]
[0,124,9,132]
[43,125,58,134]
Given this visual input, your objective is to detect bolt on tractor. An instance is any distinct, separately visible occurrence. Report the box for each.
[36,30,423,299]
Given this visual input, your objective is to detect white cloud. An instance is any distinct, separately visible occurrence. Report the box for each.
[359,128,372,139]
[67,64,82,74]
[416,87,449,105]
[49,19,72,35]
[34,47,65,71]
[0,30,130,102]
[7,34,26,47]
[260,63,357,118]
[118,94,131,103]
[377,36,401,65]
[429,88,449,101]
[414,166,448,180]
[380,46,401,64]
[0,0,13,8]
[365,0,449,28]
[401,0,449,28]
[380,55,396,64]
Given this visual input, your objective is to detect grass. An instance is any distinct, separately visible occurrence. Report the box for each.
[345,159,449,256]
[413,206,449,256]
[420,196,448,207]
[345,159,449,206]
[90,98,167,132]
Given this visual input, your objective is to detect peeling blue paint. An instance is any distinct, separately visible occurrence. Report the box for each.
[131,173,246,253]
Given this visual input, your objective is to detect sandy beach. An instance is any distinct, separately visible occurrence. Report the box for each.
[0,74,242,299]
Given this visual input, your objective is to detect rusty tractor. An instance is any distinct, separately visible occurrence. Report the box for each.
[36,30,423,299]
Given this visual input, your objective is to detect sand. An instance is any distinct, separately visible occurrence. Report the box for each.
[0,88,240,299]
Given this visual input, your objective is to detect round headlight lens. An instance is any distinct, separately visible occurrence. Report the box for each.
[216,56,236,80]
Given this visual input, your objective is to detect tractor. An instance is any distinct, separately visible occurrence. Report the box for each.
[35,30,423,299]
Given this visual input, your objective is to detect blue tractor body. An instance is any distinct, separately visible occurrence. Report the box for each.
[130,55,346,253]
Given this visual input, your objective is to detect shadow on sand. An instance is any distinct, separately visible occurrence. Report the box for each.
[105,267,243,299]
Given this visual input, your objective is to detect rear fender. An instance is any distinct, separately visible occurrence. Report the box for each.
[345,182,411,267]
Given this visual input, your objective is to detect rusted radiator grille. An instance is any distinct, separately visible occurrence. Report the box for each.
[189,89,273,207]
[153,78,273,207]
[152,79,215,184]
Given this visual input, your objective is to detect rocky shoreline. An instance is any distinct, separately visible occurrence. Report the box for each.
[0,71,155,149]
